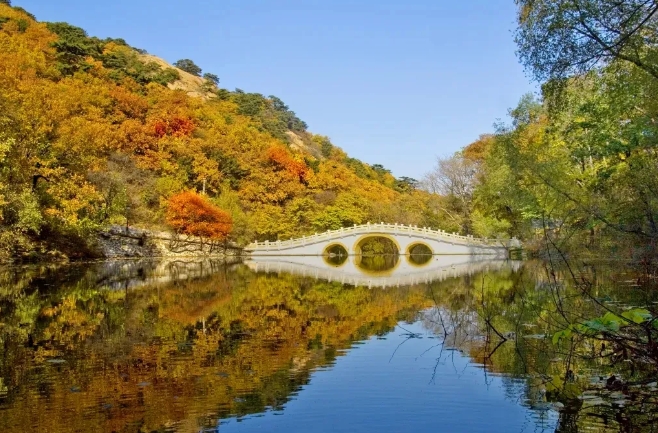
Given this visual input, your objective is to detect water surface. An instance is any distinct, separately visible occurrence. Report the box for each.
[0,257,655,432]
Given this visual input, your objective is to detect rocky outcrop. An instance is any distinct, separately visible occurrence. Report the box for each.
[95,225,243,259]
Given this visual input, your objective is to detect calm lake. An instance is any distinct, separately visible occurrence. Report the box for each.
[0,256,656,432]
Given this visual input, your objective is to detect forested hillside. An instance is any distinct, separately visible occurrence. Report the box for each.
[423,0,658,264]
[0,3,448,261]
[4,1,654,264]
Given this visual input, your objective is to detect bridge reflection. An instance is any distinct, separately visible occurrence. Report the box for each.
[246,255,522,288]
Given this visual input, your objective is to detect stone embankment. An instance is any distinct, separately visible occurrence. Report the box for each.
[96,225,243,259]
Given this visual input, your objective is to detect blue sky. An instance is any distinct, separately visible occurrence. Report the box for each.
[18,0,535,179]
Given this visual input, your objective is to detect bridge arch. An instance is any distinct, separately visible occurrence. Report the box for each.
[406,242,433,256]
[323,243,349,267]
[352,233,401,256]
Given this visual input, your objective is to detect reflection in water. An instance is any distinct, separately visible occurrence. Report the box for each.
[323,244,348,267]
[356,254,399,272]
[408,243,433,266]
[247,254,519,288]
[408,243,432,256]
[408,252,432,266]
[0,259,656,433]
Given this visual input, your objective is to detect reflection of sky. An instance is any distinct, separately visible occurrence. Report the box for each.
[219,320,559,433]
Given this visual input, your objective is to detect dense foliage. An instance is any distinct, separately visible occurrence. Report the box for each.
[421,0,658,263]
[0,4,447,261]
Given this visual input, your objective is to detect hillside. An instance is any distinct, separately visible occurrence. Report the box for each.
[0,3,447,262]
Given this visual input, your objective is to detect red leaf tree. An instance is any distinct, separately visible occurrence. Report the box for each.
[266,145,309,183]
[153,116,195,138]
[166,191,233,240]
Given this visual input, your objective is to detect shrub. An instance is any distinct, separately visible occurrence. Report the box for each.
[13,191,43,234]
[16,18,27,32]
[153,68,179,86]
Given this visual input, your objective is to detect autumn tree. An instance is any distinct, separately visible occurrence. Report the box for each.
[462,134,494,163]
[166,191,232,240]
[266,145,309,183]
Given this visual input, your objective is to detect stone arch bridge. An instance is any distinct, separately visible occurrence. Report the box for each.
[246,223,518,258]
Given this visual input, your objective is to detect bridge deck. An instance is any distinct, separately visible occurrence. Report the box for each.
[246,222,518,252]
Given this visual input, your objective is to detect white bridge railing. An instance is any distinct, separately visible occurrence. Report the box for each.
[246,222,519,251]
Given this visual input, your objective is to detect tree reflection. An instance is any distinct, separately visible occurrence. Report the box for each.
[356,254,399,272]
[408,243,432,266]
[323,244,348,266]
[0,260,431,433]
[0,259,656,432]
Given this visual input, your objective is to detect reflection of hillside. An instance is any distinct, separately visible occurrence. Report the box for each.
[2,260,654,433]
[0,261,431,433]
[0,258,243,296]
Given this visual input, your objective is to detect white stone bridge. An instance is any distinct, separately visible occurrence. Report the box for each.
[246,223,518,258]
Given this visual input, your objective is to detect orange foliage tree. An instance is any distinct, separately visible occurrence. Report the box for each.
[266,145,309,183]
[166,191,232,240]
[153,116,195,138]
